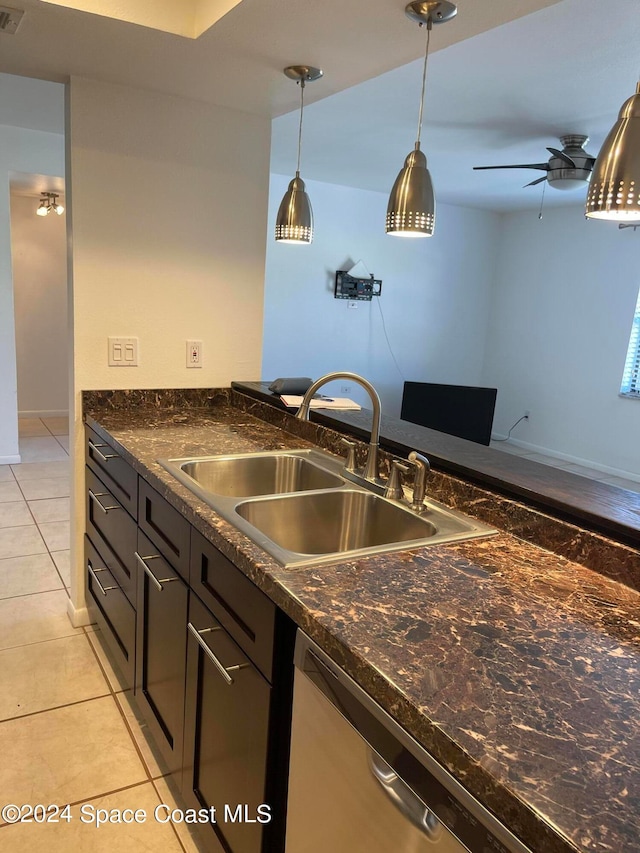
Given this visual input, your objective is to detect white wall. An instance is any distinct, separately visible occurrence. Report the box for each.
[11,193,68,416]
[0,123,65,463]
[67,77,271,623]
[263,175,501,416]
[482,204,640,476]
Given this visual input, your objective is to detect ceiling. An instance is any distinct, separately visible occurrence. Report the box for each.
[0,0,638,212]
[271,0,640,211]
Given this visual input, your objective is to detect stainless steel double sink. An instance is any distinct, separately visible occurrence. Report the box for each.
[158,449,497,568]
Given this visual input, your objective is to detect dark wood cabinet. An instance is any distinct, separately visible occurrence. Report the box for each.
[138,478,191,581]
[86,424,138,517]
[183,592,272,853]
[134,529,189,779]
[190,530,277,682]
[85,534,136,688]
[86,467,138,606]
[84,423,296,853]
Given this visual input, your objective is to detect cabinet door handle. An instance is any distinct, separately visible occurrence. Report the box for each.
[88,440,118,463]
[187,622,249,685]
[87,562,118,595]
[134,551,178,592]
[88,489,121,514]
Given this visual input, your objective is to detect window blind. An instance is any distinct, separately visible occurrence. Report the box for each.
[620,288,640,396]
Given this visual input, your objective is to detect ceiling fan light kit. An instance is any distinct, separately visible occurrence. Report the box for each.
[386,1,457,238]
[275,65,323,245]
[586,82,640,222]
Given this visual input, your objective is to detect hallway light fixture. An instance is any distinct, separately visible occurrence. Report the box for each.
[36,192,64,217]
[586,81,640,222]
[275,65,323,245]
[386,1,457,238]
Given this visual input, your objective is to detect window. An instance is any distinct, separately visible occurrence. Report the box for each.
[621,288,640,397]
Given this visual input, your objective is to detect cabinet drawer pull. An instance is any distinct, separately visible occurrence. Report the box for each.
[88,489,121,514]
[187,622,249,685]
[87,562,118,596]
[135,551,178,592]
[88,440,118,463]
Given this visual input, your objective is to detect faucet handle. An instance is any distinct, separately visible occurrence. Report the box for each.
[339,437,357,473]
[408,451,431,513]
[384,460,409,501]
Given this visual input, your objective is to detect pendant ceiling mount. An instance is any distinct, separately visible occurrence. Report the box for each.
[404,1,457,26]
[283,66,324,84]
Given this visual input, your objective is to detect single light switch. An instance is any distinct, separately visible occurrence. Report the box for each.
[108,337,139,367]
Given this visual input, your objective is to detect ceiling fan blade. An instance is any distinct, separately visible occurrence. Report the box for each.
[547,147,576,167]
[524,176,547,188]
[473,163,549,171]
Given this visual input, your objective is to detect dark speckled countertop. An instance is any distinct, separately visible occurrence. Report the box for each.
[83,390,640,853]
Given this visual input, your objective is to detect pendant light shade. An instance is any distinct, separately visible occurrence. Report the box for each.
[586,82,640,222]
[275,65,323,245]
[386,144,435,236]
[275,173,313,243]
[386,1,456,238]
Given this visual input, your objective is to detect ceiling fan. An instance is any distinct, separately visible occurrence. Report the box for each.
[473,134,597,191]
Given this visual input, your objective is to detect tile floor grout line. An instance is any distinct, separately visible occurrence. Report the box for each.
[150,776,192,853]
[84,629,126,699]
[0,626,83,654]
[111,691,158,785]
[0,778,156,831]
[0,584,65,603]
[0,690,113,726]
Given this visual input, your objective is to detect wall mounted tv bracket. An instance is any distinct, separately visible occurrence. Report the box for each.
[334,271,382,301]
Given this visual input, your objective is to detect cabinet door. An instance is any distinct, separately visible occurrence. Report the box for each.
[135,530,188,778]
[138,478,190,581]
[183,594,271,853]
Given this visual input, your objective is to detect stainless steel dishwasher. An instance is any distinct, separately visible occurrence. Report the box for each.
[286,631,533,853]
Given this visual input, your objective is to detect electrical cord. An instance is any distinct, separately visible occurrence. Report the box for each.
[375,297,406,382]
[492,414,529,442]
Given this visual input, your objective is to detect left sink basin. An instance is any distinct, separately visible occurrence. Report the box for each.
[159,449,344,498]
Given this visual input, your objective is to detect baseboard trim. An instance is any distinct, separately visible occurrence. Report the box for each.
[66,598,92,628]
[491,435,640,482]
[0,454,21,465]
[19,410,69,419]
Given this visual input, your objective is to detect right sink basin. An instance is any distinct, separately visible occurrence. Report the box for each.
[235,488,497,567]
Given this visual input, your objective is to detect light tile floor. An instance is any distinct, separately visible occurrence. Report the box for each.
[0,417,201,852]
[491,439,640,494]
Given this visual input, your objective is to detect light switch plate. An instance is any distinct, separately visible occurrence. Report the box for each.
[108,337,139,367]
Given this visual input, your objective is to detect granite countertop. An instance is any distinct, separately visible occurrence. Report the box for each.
[83,391,640,853]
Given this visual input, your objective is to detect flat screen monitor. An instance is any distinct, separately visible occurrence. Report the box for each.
[401,382,497,446]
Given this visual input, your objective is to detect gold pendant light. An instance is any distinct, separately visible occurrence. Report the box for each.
[275,65,323,244]
[386,1,456,238]
[586,81,640,222]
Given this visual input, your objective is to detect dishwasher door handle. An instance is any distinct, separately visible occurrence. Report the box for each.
[368,750,442,842]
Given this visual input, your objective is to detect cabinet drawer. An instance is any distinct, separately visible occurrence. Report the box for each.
[138,479,190,581]
[135,529,188,778]
[86,467,137,606]
[190,529,276,682]
[183,593,271,853]
[85,535,136,690]
[85,424,138,518]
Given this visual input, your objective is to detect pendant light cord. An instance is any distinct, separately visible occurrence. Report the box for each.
[416,20,433,146]
[296,78,306,175]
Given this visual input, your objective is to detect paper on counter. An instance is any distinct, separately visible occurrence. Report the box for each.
[280,395,361,411]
